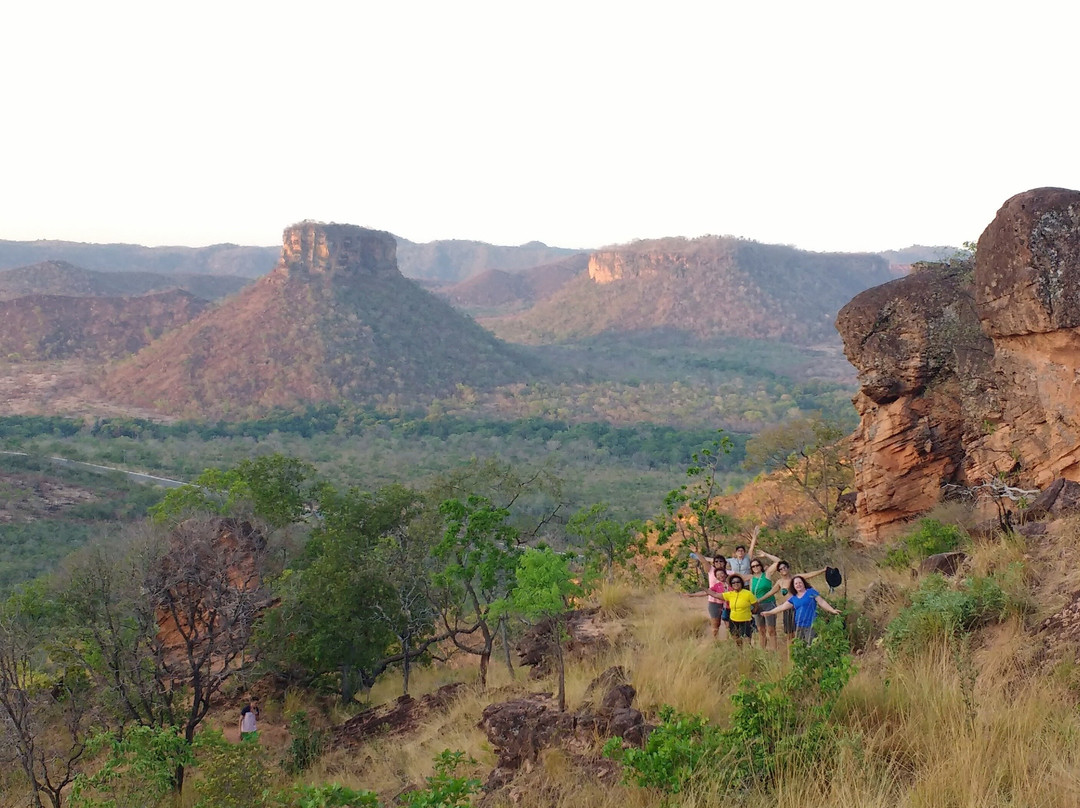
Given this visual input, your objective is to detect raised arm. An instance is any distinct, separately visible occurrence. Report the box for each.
[800,567,828,580]
[746,526,761,559]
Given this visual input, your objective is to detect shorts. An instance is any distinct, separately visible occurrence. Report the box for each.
[754,612,777,630]
[707,601,724,620]
[782,609,796,636]
[794,626,815,644]
[729,620,754,639]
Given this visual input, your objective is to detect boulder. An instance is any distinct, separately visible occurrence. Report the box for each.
[919,551,968,577]
[1024,478,1080,520]
[838,188,1080,541]
[478,669,648,791]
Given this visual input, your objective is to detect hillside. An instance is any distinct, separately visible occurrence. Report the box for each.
[99,222,539,417]
[436,253,589,315]
[483,236,895,346]
[0,260,250,300]
[395,238,580,283]
[0,290,210,360]
[0,239,278,278]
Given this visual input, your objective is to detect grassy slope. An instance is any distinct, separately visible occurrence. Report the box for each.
[204,509,1080,808]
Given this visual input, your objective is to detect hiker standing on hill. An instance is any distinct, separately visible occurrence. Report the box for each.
[759,561,828,643]
[239,697,260,741]
[685,554,731,639]
[762,575,840,643]
[722,574,758,649]
[748,558,778,649]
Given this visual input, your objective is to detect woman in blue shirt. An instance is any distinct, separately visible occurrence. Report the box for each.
[761,575,840,643]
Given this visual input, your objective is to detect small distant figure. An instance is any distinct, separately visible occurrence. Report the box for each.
[240,697,260,741]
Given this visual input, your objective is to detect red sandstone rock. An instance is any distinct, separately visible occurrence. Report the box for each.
[838,188,1080,540]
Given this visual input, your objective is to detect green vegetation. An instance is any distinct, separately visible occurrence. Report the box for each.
[606,616,854,795]
[882,517,967,570]
[884,572,1019,652]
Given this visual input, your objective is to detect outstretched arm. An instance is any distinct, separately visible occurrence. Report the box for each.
[800,567,828,580]
[762,600,793,617]
[761,582,782,601]
[815,595,841,616]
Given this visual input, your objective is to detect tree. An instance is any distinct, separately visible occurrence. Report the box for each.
[565,503,646,581]
[654,430,740,584]
[149,453,316,531]
[259,484,450,703]
[62,517,269,792]
[495,548,585,712]
[0,587,95,808]
[744,416,852,540]
[433,496,522,687]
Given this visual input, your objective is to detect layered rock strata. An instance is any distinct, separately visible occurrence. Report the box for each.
[838,188,1080,539]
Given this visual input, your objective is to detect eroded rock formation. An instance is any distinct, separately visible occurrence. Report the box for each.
[838,188,1080,539]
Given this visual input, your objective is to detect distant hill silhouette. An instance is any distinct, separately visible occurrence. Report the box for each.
[484,236,896,346]
[0,291,209,361]
[0,240,279,278]
[876,245,960,275]
[100,223,538,418]
[436,254,589,315]
[395,238,580,283]
[0,261,249,301]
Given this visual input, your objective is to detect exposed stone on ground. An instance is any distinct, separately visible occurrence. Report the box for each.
[515,608,608,675]
[331,683,468,748]
[919,551,968,577]
[1023,479,1080,521]
[1036,590,1080,663]
[478,667,648,792]
[837,188,1080,540]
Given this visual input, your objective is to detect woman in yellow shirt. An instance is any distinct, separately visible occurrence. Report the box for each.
[722,575,757,649]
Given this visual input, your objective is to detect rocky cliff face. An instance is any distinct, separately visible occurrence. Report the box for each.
[838,187,1080,540]
[280,222,397,277]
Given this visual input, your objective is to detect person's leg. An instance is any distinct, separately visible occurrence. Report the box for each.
[753,614,766,649]
[708,602,722,638]
[766,613,778,650]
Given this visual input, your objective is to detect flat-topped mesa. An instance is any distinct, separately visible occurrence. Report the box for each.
[281,221,397,277]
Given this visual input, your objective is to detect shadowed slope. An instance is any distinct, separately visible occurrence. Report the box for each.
[100,223,537,418]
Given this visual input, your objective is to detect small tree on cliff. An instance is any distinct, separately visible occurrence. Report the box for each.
[494,548,585,712]
[655,430,740,584]
[744,416,851,540]
[432,496,522,688]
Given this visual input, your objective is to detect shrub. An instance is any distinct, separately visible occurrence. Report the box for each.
[192,729,270,808]
[285,711,325,774]
[603,706,725,793]
[885,573,1010,652]
[276,784,379,808]
[883,518,966,570]
[400,750,481,808]
[607,616,854,794]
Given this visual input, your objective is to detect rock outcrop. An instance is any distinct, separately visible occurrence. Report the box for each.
[478,667,647,791]
[838,188,1080,539]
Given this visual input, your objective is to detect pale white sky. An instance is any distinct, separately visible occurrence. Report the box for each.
[3,1,1078,253]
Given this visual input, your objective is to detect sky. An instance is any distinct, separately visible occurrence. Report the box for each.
[3,0,1079,254]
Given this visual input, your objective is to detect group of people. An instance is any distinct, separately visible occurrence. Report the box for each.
[688,527,840,649]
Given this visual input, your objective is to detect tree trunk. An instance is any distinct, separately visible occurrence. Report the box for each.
[555,620,566,712]
[499,618,515,679]
[401,637,411,697]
